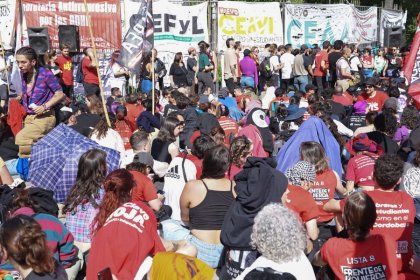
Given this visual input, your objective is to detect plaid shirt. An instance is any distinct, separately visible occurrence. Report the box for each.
[22,67,62,114]
[65,188,104,243]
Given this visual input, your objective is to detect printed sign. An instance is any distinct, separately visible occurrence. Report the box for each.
[217,1,283,51]
[349,6,378,44]
[22,0,122,52]
[284,4,352,47]
[0,0,16,48]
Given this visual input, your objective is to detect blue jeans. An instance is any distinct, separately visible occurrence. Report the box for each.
[241,76,254,89]
[161,219,190,241]
[5,159,18,176]
[141,79,153,94]
[188,235,223,268]
[294,75,308,92]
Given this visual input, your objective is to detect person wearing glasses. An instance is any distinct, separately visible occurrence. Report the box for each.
[356,77,389,112]
[385,46,402,78]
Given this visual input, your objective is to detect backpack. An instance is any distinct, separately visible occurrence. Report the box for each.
[259,57,272,79]
[75,61,84,84]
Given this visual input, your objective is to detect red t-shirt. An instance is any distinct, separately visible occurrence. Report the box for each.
[314,50,329,77]
[86,202,165,280]
[126,103,144,129]
[55,55,73,86]
[339,190,415,273]
[309,169,337,223]
[332,93,353,106]
[346,153,378,187]
[321,234,398,280]
[82,56,99,85]
[115,119,134,150]
[286,185,319,223]
[218,116,238,138]
[357,91,389,112]
[130,170,158,203]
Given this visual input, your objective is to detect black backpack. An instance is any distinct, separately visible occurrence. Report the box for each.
[259,57,272,79]
[75,61,84,84]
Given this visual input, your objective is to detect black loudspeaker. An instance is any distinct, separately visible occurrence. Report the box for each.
[58,25,80,53]
[28,27,50,55]
[384,27,403,48]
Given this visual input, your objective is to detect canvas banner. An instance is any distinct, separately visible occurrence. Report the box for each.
[217,1,283,51]
[0,0,16,48]
[349,6,378,44]
[380,9,407,47]
[22,0,122,52]
[284,4,352,48]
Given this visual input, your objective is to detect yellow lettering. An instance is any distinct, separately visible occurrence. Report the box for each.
[219,15,235,35]
[219,15,274,35]
[236,17,246,35]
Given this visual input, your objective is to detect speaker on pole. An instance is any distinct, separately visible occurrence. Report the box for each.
[28,27,50,55]
[384,27,403,48]
[58,25,80,53]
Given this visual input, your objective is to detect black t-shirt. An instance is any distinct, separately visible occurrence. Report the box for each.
[303,55,314,70]
[25,262,67,280]
[329,100,346,121]
[169,63,188,87]
[328,51,342,80]
[367,131,399,155]
[346,114,366,132]
[163,104,179,118]
[187,57,197,73]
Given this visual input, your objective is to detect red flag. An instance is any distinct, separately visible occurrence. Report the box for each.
[404,13,420,109]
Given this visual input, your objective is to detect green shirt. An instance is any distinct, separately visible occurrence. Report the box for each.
[198,53,211,70]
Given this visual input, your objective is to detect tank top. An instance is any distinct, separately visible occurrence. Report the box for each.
[151,138,172,164]
[189,179,234,230]
[308,169,337,223]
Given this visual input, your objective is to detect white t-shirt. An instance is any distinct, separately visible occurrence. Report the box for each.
[269,55,280,75]
[336,57,351,80]
[349,55,361,72]
[236,253,316,280]
[262,86,276,110]
[90,129,125,160]
[280,53,295,79]
[109,63,127,94]
[163,156,198,221]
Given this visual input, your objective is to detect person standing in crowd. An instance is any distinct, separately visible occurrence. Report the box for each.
[81,47,100,96]
[268,44,281,88]
[15,47,64,158]
[314,41,330,93]
[293,44,310,92]
[328,40,344,88]
[250,46,259,66]
[169,52,188,89]
[186,47,198,94]
[237,204,316,280]
[314,192,398,280]
[335,47,354,92]
[223,38,237,94]
[357,77,389,112]
[374,48,388,77]
[55,44,73,100]
[197,41,214,95]
[151,48,167,91]
[0,45,9,112]
[239,49,258,89]
[109,50,128,96]
[280,44,294,91]
[348,46,362,84]
[234,41,242,84]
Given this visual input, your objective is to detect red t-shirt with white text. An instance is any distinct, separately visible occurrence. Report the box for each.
[321,234,398,280]
[357,91,389,112]
[346,153,378,187]
[309,169,337,223]
[286,185,319,223]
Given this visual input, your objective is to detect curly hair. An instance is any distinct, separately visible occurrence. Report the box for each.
[0,215,55,274]
[63,149,107,213]
[400,105,419,130]
[92,169,135,233]
[373,154,404,190]
[299,141,330,173]
[373,111,397,137]
[229,136,253,168]
[251,204,306,264]
[344,192,377,241]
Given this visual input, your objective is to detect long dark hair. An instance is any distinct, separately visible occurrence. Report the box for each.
[156,116,179,142]
[89,116,116,140]
[344,192,377,241]
[299,141,329,173]
[63,149,107,213]
[173,52,183,64]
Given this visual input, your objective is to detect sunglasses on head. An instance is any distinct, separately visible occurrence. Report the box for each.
[177,121,185,127]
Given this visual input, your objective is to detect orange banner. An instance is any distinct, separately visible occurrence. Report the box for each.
[22,0,121,52]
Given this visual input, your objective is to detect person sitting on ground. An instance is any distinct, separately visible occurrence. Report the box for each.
[89,116,125,156]
[332,85,353,106]
[366,111,399,154]
[0,215,68,280]
[178,145,235,268]
[219,157,288,279]
[394,105,419,144]
[285,161,319,252]
[151,116,184,165]
[114,105,135,150]
[7,189,81,280]
[237,204,316,280]
[227,136,253,180]
[357,77,389,112]
[63,149,107,252]
[163,135,216,222]
[354,111,377,136]
[136,99,161,134]
[313,192,398,280]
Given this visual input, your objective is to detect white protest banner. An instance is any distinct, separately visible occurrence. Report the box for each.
[380,9,407,47]
[217,1,283,51]
[284,4,352,48]
[0,0,16,48]
[349,6,378,44]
